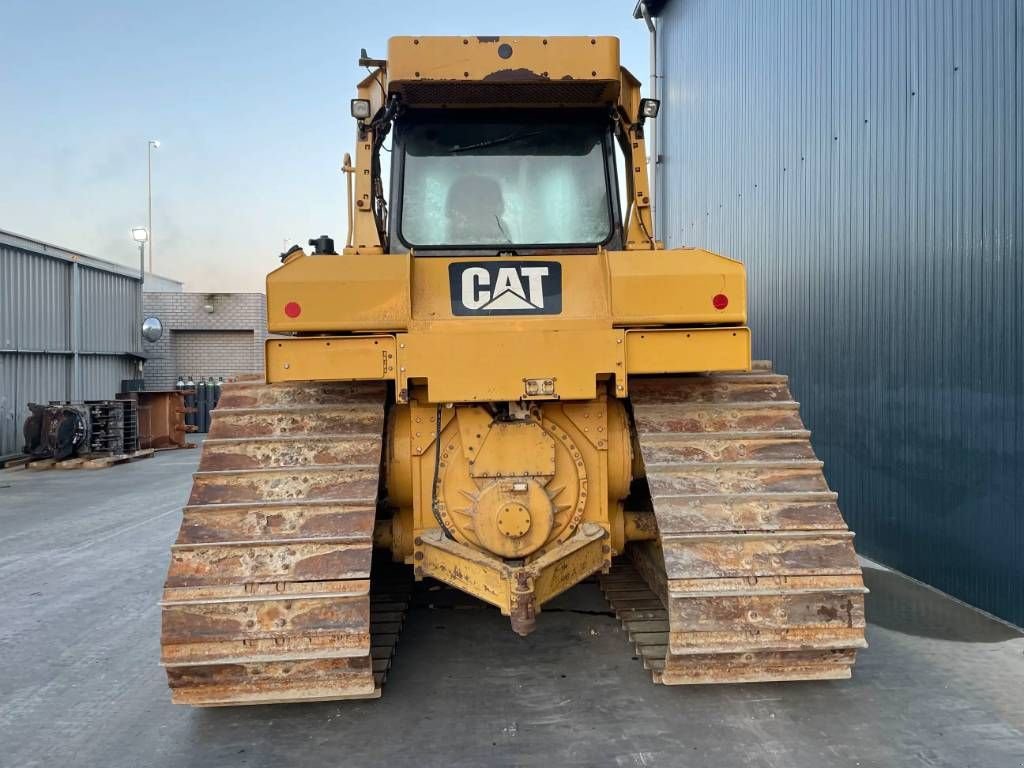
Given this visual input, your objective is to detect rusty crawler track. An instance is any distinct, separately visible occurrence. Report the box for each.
[160,379,410,706]
[608,363,867,685]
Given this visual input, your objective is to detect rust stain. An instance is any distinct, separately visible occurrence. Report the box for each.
[482,68,550,82]
[161,378,393,704]
[817,604,839,621]
[621,367,865,684]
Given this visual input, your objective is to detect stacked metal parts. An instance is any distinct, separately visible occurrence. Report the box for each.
[87,400,138,455]
[22,404,90,460]
[22,400,140,460]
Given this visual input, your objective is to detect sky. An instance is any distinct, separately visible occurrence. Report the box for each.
[0,0,648,292]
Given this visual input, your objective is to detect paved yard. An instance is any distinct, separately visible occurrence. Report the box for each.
[1,447,1022,767]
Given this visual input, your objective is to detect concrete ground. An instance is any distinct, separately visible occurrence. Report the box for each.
[1,447,1022,768]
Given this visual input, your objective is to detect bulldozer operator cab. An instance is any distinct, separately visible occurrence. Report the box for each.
[392,111,622,254]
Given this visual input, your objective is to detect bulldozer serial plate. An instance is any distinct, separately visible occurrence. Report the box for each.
[449,261,562,315]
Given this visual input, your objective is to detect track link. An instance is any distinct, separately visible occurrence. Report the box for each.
[160,379,410,706]
[608,362,867,685]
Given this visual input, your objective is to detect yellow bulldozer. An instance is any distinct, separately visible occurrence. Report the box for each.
[159,36,866,705]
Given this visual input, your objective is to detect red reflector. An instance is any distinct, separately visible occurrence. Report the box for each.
[284,301,302,318]
[712,293,729,310]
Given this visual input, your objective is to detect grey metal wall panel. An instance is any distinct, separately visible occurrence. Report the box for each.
[656,0,1023,625]
[79,265,141,354]
[0,243,70,351]
[0,353,69,455]
[0,230,142,455]
[80,355,139,400]
[0,354,19,455]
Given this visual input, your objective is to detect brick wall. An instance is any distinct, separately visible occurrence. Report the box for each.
[142,292,268,389]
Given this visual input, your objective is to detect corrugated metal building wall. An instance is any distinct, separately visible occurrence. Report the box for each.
[0,230,142,456]
[650,0,1023,625]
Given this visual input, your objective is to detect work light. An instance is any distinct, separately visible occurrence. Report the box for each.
[351,99,371,120]
[639,98,660,120]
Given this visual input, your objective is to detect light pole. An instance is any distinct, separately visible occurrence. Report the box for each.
[132,227,148,285]
[132,228,149,365]
[147,139,160,274]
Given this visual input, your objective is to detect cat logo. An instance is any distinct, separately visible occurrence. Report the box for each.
[449,261,563,316]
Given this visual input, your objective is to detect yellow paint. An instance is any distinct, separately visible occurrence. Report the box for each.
[268,249,745,333]
[470,421,555,479]
[387,36,621,104]
[266,246,750,395]
[616,68,657,249]
[407,253,611,330]
[349,69,389,253]
[267,252,410,332]
[417,524,608,618]
[265,336,396,383]
[255,36,763,632]
[624,328,751,375]
[608,249,747,325]
[266,325,750,393]
[336,36,660,257]
[386,394,628,564]
[397,327,623,402]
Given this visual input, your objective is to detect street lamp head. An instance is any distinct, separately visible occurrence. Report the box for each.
[131,226,149,243]
[149,139,161,149]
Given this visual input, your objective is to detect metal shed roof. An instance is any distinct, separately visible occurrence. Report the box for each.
[0,228,142,280]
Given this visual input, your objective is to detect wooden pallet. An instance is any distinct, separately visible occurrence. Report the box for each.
[83,449,155,469]
[23,449,155,472]
[152,443,198,453]
[2,455,32,470]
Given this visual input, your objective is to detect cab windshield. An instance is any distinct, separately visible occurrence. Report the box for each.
[396,112,615,250]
